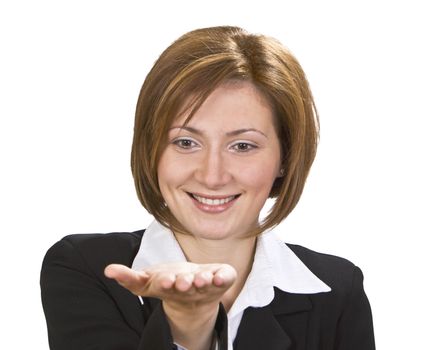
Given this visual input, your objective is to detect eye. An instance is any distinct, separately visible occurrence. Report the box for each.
[172,138,199,150]
[230,142,257,152]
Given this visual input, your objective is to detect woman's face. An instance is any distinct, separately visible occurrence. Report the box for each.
[157,81,282,240]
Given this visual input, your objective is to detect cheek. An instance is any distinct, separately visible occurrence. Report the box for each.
[235,158,279,194]
[157,151,191,190]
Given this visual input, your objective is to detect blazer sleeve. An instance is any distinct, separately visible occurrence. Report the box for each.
[335,266,376,350]
[40,238,175,350]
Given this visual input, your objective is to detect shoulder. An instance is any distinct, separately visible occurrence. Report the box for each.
[60,230,144,256]
[42,229,145,274]
[286,243,365,297]
[285,244,375,347]
[273,244,375,347]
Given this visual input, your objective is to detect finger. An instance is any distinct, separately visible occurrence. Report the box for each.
[213,264,237,288]
[174,272,194,292]
[104,264,148,294]
[193,270,214,289]
[156,272,176,290]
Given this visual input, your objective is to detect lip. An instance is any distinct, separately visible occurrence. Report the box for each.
[187,192,241,213]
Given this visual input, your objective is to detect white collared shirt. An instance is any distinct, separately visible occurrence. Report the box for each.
[132,220,331,349]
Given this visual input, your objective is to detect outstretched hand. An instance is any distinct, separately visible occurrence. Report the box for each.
[104,262,236,306]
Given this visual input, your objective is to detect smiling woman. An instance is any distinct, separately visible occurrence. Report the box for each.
[41,26,375,350]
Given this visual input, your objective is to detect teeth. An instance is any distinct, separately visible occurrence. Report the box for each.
[192,194,236,205]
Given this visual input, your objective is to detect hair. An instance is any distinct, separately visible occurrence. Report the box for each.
[131,26,319,236]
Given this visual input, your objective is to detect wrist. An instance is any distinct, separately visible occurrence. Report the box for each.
[164,302,219,350]
[163,301,219,324]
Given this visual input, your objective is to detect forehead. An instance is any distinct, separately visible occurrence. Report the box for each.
[174,81,275,130]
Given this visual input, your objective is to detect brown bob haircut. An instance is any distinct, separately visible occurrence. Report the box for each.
[131,26,319,236]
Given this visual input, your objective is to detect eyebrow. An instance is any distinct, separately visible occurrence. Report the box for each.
[169,126,268,138]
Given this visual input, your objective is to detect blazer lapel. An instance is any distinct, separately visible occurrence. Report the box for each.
[76,231,147,335]
[105,279,146,333]
[234,305,291,349]
[85,242,147,335]
[233,288,312,350]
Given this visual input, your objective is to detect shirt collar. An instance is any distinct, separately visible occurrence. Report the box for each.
[132,220,186,271]
[226,227,331,318]
[132,220,331,312]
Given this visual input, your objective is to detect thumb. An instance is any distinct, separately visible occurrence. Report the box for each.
[104,264,148,294]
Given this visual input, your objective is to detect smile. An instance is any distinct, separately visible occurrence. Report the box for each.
[192,194,236,205]
[187,192,241,213]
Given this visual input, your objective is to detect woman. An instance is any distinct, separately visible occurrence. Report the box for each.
[41,26,375,350]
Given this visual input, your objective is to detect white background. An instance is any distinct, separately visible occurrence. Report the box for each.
[1,0,447,348]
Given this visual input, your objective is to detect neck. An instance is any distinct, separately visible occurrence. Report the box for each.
[173,232,257,310]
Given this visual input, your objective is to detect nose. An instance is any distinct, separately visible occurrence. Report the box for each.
[194,149,232,189]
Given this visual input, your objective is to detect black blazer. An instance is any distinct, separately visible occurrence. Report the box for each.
[40,230,375,349]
